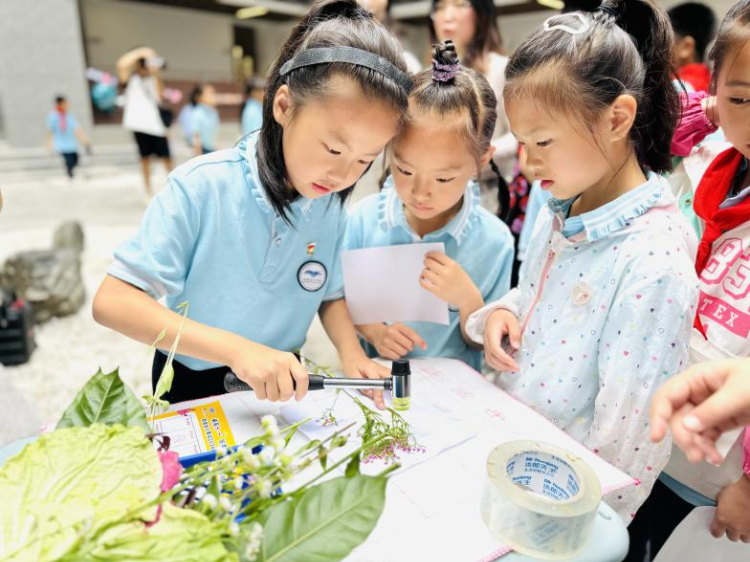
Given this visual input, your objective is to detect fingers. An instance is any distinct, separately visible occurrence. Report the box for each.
[710,515,727,539]
[483,313,519,372]
[397,323,427,351]
[253,375,268,401]
[277,370,295,402]
[650,374,691,443]
[506,317,522,350]
[290,358,309,402]
[683,384,748,436]
[424,252,449,267]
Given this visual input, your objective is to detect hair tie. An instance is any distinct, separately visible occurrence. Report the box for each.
[597,2,624,20]
[432,59,460,83]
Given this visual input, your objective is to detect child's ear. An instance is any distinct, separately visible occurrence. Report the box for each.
[608,94,637,143]
[272,85,293,126]
[479,144,497,169]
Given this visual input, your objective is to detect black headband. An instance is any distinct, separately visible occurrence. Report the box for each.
[279,46,413,91]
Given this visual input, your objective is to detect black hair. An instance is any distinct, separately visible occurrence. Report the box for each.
[429,0,503,74]
[407,40,509,219]
[668,2,717,64]
[709,0,750,93]
[561,0,600,13]
[257,0,410,224]
[189,85,203,107]
[137,57,147,69]
[504,0,679,175]
[55,95,66,105]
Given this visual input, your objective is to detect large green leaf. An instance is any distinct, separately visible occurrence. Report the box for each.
[57,368,149,431]
[256,475,387,562]
[65,504,236,562]
[0,425,162,561]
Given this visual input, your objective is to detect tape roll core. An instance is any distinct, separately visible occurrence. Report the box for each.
[481,440,601,560]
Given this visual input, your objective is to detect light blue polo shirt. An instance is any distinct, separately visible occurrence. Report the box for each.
[190,104,220,152]
[344,177,514,371]
[109,132,347,370]
[46,111,79,153]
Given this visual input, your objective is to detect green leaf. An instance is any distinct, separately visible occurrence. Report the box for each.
[0,425,162,561]
[318,447,328,471]
[256,475,387,562]
[57,369,149,431]
[153,362,175,402]
[64,504,236,562]
[345,452,360,478]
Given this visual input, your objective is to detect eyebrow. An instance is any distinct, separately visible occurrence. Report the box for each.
[725,80,750,88]
[393,153,463,173]
[330,130,381,158]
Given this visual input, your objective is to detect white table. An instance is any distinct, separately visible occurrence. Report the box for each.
[167,358,632,562]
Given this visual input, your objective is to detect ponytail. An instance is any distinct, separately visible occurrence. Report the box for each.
[505,0,679,175]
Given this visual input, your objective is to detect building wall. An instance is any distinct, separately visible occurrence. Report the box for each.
[0,0,92,147]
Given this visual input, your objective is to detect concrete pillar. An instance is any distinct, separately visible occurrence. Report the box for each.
[0,0,92,147]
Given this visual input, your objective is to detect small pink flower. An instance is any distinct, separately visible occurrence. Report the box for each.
[158,450,183,492]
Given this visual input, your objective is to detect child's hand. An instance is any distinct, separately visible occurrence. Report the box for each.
[484,308,521,372]
[372,322,427,360]
[421,252,480,311]
[342,353,390,410]
[229,344,309,402]
[650,358,750,463]
[711,476,750,542]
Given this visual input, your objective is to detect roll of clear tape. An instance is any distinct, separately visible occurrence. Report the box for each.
[481,440,602,560]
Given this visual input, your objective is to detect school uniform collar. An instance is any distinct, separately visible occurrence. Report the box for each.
[241,132,315,217]
[378,176,481,245]
[547,172,666,242]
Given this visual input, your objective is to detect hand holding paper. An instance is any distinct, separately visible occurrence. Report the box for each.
[342,243,449,325]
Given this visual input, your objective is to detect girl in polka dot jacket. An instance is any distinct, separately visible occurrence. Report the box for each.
[465,1,699,522]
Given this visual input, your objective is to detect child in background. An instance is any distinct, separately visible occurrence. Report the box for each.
[241,77,265,137]
[466,0,699,522]
[345,41,514,372]
[190,84,220,156]
[93,0,412,409]
[46,95,91,180]
[668,2,717,93]
[630,2,750,557]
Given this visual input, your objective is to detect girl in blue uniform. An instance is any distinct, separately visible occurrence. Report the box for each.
[344,41,514,371]
[93,0,412,408]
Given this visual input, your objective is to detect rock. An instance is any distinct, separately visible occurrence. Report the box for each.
[0,222,86,324]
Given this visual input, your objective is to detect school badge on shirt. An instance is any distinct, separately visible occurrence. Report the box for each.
[298,261,327,292]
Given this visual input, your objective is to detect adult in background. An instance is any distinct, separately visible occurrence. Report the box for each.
[357,0,423,73]
[117,47,173,201]
[429,0,515,214]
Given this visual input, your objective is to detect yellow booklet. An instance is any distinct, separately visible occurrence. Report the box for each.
[148,400,236,458]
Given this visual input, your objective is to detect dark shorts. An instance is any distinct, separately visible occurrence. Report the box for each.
[152,350,228,404]
[134,132,170,159]
[61,152,78,177]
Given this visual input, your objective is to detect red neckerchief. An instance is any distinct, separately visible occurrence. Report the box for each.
[678,63,711,93]
[693,147,750,335]
[56,107,67,132]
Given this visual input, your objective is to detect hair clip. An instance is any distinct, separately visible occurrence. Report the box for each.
[542,13,590,35]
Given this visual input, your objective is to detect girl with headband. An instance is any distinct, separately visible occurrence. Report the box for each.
[92,0,411,409]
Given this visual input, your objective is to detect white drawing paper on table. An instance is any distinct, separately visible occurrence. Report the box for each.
[342,243,449,325]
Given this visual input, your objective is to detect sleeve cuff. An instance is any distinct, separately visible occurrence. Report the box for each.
[108,259,166,300]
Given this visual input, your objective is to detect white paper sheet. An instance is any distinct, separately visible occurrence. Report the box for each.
[342,243,449,325]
